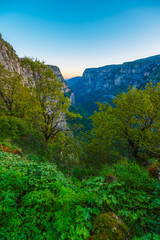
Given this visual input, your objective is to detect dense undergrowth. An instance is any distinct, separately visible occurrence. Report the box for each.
[0,149,159,240]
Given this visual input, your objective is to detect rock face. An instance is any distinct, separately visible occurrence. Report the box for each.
[89,212,129,240]
[0,34,21,74]
[48,65,75,104]
[0,34,74,104]
[72,55,160,114]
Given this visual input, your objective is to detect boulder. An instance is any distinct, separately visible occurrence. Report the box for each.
[89,212,129,240]
[148,161,160,179]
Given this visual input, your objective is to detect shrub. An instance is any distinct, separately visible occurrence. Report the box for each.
[0,151,96,239]
[0,116,45,155]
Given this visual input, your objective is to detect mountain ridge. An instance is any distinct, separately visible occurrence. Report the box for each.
[71,54,160,114]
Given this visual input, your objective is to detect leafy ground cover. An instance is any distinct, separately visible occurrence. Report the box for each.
[0,151,95,240]
[0,150,159,239]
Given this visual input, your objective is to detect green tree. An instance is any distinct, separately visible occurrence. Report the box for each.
[0,58,80,156]
[0,63,35,118]
[21,58,80,142]
[88,83,160,166]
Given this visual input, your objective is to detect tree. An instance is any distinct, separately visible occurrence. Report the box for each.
[0,59,80,143]
[0,63,34,118]
[88,83,160,166]
[21,58,80,142]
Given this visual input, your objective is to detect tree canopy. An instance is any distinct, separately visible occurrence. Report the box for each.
[87,83,160,166]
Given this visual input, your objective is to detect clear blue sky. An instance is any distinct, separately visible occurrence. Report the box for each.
[0,0,160,78]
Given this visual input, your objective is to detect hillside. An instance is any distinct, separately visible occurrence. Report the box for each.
[72,55,160,114]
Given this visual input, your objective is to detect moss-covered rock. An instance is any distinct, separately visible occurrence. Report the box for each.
[105,175,117,183]
[89,212,129,240]
[148,161,160,179]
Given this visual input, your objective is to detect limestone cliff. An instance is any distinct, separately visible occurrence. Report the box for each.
[72,55,160,113]
[48,65,75,103]
[0,34,74,104]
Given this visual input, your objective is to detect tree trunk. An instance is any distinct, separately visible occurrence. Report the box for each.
[128,139,139,160]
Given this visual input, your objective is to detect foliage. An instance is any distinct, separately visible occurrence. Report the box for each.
[0,58,80,144]
[0,146,159,239]
[0,57,82,170]
[45,132,81,175]
[0,151,95,240]
[91,162,160,237]
[72,166,94,180]
[0,36,160,240]
[67,104,92,135]
[0,63,34,118]
[21,58,80,142]
[0,116,45,155]
[133,233,160,240]
[87,83,160,166]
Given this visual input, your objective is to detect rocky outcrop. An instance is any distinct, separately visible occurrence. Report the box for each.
[72,55,160,113]
[0,34,21,74]
[0,34,74,104]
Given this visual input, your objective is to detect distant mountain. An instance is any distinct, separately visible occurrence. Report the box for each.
[72,55,160,114]
[66,76,82,88]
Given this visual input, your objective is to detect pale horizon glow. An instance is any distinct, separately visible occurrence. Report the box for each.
[0,1,160,79]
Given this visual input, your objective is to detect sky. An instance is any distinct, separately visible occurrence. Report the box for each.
[0,0,160,79]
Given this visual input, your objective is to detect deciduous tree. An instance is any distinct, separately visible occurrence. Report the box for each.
[88,83,160,166]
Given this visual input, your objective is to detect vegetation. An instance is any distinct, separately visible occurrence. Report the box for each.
[0,63,33,117]
[87,83,160,167]
[0,150,159,239]
[0,59,79,142]
[21,58,80,142]
[0,56,160,239]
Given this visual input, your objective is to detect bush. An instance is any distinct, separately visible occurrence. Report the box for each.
[0,116,45,155]
[94,162,160,236]
[0,151,96,239]
[72,166,94,180]
[133,233,160,240]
